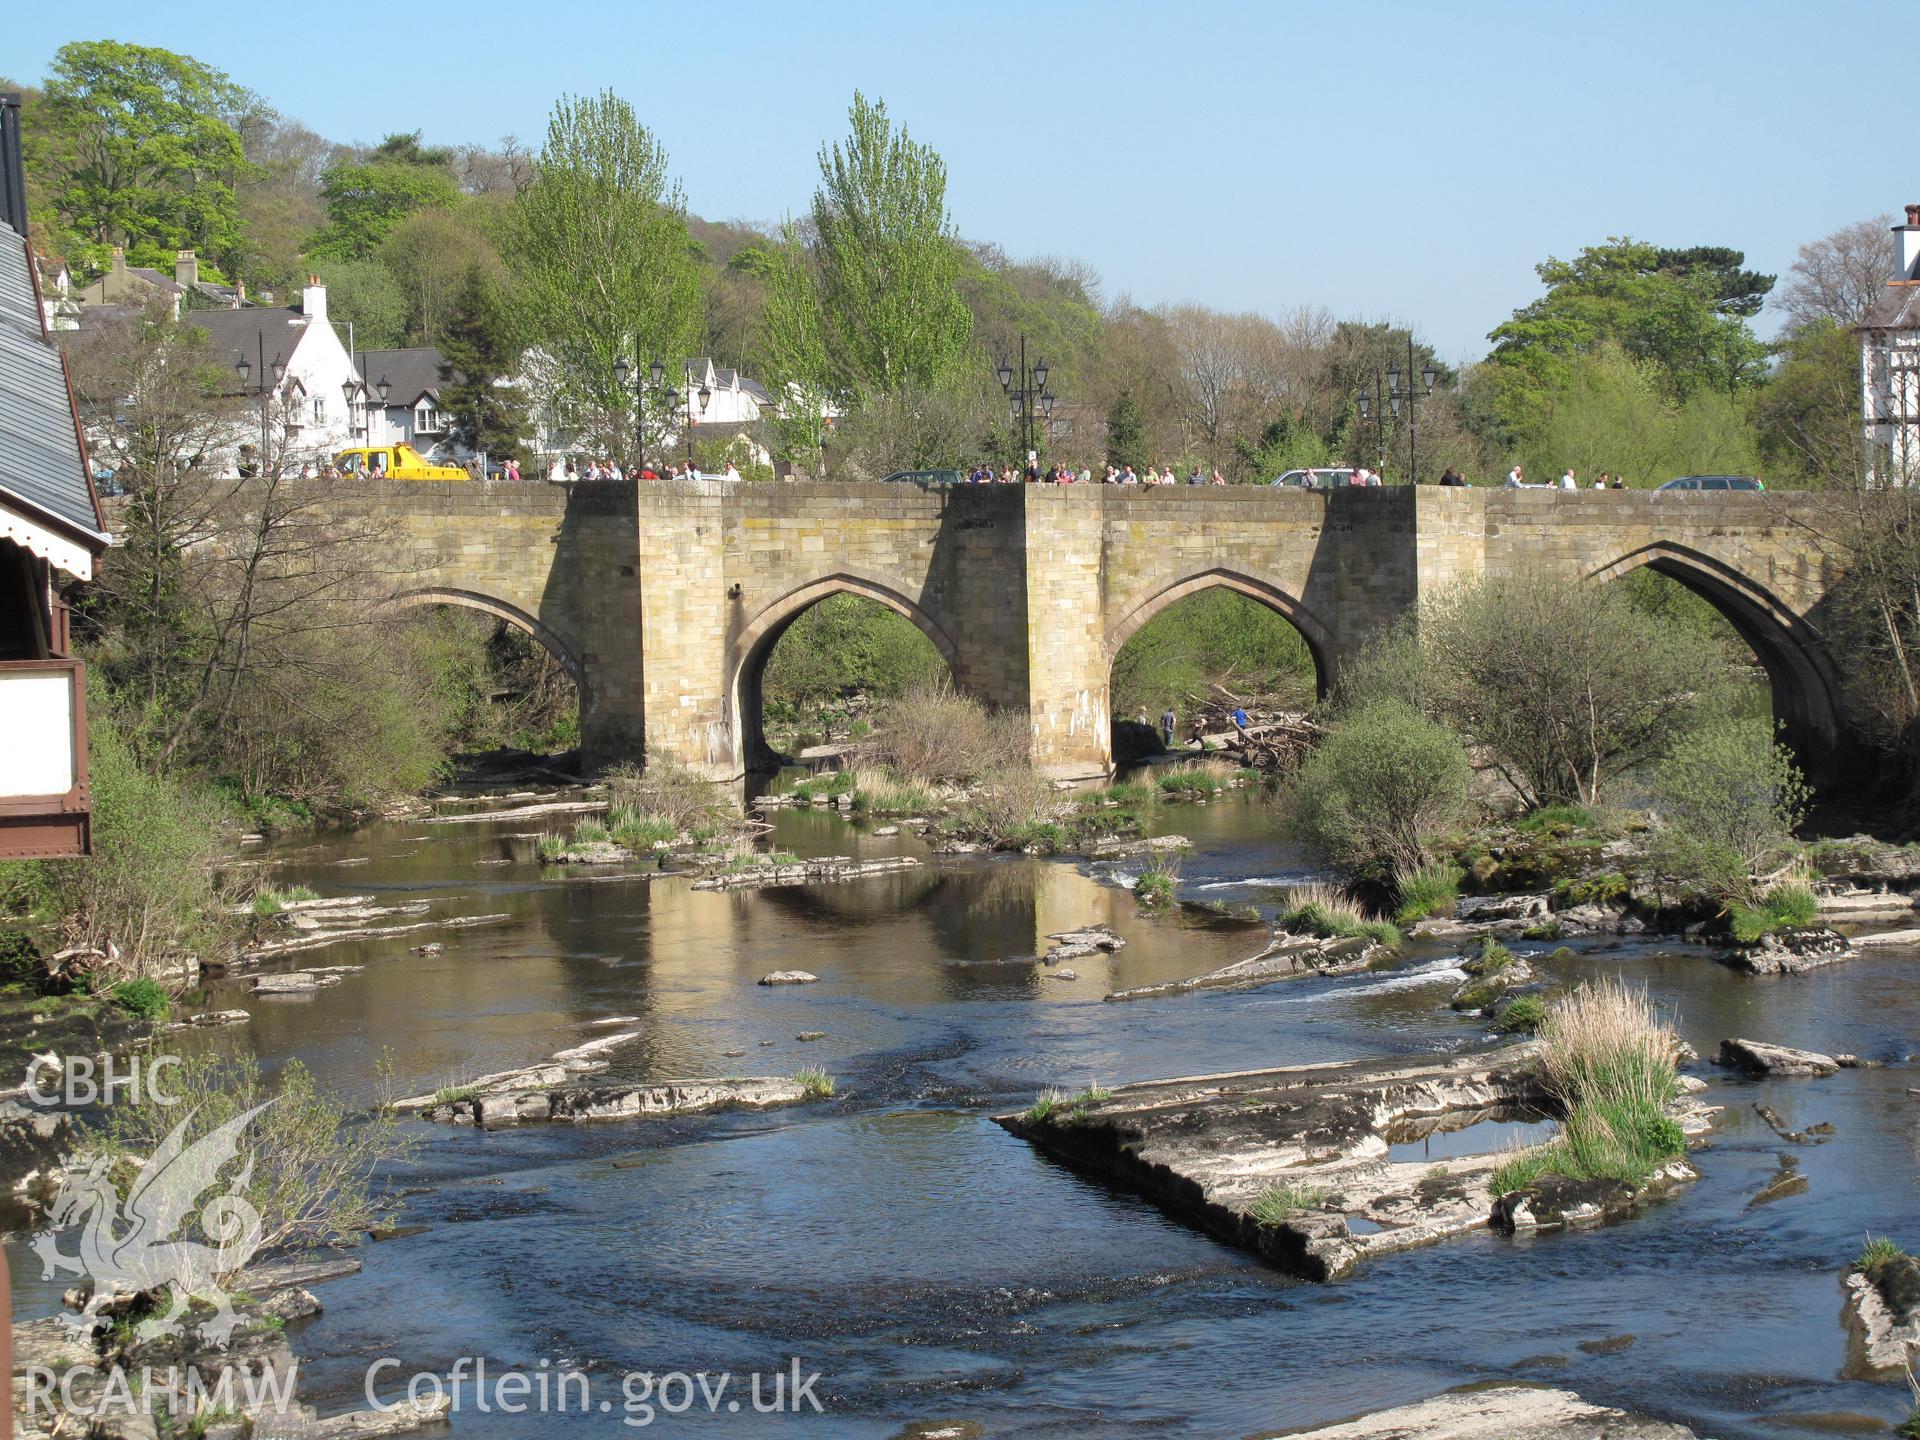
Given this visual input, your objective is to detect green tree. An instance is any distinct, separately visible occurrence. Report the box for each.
[1650,720,1809,903]
[1284,700,1471,875]
[758,220,833,471]
[811,91,973,395]
[438,263,531,462]
[1755,318,1859,486]
[32,41,249,270]
[308,257,407,350]
[513,90,701,464]
[1487,238,1773,431]
[307,137,462,261]
[1105,390,1146,469]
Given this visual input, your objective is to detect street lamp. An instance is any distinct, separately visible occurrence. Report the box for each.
[234,335,286,477]
[1352,337,1438,481]
[615,352,680,470]
[995,333,1058,472]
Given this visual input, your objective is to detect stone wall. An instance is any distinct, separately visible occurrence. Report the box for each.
[334,479,1850,779]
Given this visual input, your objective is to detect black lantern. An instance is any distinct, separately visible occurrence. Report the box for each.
[995,357,1014,391]
[234,355,250,386]
[376,375,392,404]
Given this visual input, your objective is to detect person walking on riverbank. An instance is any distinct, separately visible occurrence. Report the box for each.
[1160,707,1176,748]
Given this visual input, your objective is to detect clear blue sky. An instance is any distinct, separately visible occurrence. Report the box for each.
[9,0,1901,360]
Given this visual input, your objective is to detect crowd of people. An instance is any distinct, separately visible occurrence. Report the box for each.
[542,457,745,483]
[966,456,1233,485]
[1501,465,1630,490]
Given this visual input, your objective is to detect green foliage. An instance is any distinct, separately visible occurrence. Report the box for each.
[1408,573,1722,808]
[1516,805,1603,836]
[513,90,702,464]
[107,978,171,1021]
[1284,700,1471,874]
[1395,862,1462,923]
[36,696,233,975]
[438,263,531,461]
[1280,884,1401,945]
[1511,343,1759,487]
[307,138,461,261]
[1495,994,1549,1034]
[757,220,832,469]
[1755,318,1860,487]
[1856,1235,1907,1272]
[1249,1184,1328,1226]
[308,255,409,349]
[1022,1089,1064,1124]
[762,594,947,731]
[81,1050,415,1258]
[1486,238,1772,435]
[848,768,940,817]
[1133,856,1179,909]
[1105,390,1147,469]
[876,683,1024,787]
[1727,884,1818,943]
[811,91,972,396]
[249,885,318,918]
[32,41,248,267]
[1112,589,1319,721]
[605,807,677,850]
[1650,720,1810,903]
[792,1068,836,1099]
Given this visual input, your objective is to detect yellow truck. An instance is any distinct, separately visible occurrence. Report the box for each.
[332,443,469,481]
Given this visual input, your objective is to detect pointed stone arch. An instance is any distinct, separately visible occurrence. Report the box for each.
[1105,566,1334,697]
[725,572,964,773]
[1583,541,1842,760]
[382,586,591,714]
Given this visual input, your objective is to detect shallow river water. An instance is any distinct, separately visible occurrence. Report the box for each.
[12,788,1920,1438]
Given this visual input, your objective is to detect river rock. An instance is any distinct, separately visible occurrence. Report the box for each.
[446,1075,815,1129]
[1000,1047,1712,1283]
[697,856,920,891]
[409,942,443,956]
[1843,1251,1920,1378]
[1853,927,1920,948]
[1278,1385,1701,1439]
[1718,926,1853,975]
[1493,1159,1699,1233]
[1047,927,1125,951]
[251,1394,451,1438]
[164,1009,251,1030]
[1105,931,1383,1001]
[1717,1037,1840,1077]
[250,971,342,994]
[1454,892,1551,922]
[758,970,819,986]
[794,1031,824,1041]
[1087,834,1192,860]
[873,825,900,836]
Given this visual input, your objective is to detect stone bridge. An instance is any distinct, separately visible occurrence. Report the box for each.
[353,481,1851,781]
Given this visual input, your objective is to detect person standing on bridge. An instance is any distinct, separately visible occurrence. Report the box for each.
[1231,706,1249,741]
[1560,468,1577,490]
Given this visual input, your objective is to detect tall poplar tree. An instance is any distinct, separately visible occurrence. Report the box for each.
[810,92,971,397]
[513,90,700,463]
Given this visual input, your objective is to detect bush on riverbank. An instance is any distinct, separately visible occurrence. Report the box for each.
[0,698,235,985]
[80,1050,415,1261]
[1284,700,1470,876]
[1649,720,1810,904]
[1340,575,1724,810]
[878,682,1025,787]
[1492,979,1684,1195]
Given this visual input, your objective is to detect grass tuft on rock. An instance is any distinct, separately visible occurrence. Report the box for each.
[1133,855,1180,908]
[1727,882,1819,944]
[1280,882,1401,946]
[1394,862,1462,923]
[1494,994,1549,1034]
[250,884,319,918]
[792,1068,835,1099]
[1249,1183,1328,1226]
[107,977,171,1021]
[1856,1234,1907,1272]
[1491,978,1685,1197]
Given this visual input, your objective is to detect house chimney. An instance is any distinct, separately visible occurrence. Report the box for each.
[174,249,198,288]
[110,245,126,279]
[301,273,326,323]
[1898,206,1920,281]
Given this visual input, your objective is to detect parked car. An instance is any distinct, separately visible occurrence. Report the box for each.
[1269,468,1359,488]
[880,469,968,485]
[1658,475,1764,491]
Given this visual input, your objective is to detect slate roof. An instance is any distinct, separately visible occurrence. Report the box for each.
[359,346,449,406]
[0,228,105,542]
[181,305,315,393]
[1861,282,1920,331]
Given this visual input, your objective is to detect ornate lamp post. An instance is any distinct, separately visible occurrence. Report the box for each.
[613,351,670,466]
[995,334,1055,470]
[1354,337,1437,482]
[233,336,286,477]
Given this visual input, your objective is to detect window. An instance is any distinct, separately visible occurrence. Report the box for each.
[312,396,326,426]
[416,401,446,433]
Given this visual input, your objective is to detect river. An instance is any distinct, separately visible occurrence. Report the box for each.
[11,787,1919,1438]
